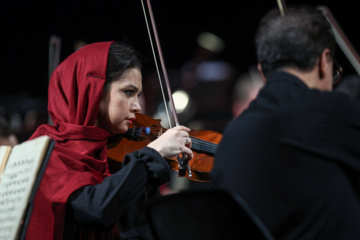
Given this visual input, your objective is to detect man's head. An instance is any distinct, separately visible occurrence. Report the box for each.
[255,5,338,90]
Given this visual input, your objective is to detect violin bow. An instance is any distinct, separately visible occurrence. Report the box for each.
[276,0,287,16]
[276,0,360,76]
[141,0,192,178]
[317,6,360,76]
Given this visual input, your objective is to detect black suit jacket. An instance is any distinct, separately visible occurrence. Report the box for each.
[212,71,360,239]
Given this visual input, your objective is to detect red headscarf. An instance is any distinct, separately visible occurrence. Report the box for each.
[26,41,118,239]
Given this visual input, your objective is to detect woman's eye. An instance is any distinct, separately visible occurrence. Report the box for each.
[124,90,134,96]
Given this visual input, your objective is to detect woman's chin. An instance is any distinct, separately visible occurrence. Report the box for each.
[107,127,128,136]
[118,126,129,134]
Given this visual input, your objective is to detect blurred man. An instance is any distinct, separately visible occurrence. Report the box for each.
[232,66,264,118]
[212,6,360,239]
[0,117,18,147]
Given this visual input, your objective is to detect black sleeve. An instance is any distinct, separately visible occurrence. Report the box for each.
[67,147,170,229]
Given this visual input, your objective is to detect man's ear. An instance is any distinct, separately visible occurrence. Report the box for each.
[257,63,267,83]
[318,48,331,80]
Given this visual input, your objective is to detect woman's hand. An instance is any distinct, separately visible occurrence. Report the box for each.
[147,125,193,160]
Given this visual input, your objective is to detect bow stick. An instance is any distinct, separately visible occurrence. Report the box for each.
[141,0,192,178]
[276,0,287,16]
[317,6,360,76]
[276,0,360,77]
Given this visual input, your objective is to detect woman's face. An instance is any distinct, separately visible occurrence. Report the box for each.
[96,67,142,135]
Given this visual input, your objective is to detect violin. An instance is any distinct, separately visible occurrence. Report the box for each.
[107,113,222,182]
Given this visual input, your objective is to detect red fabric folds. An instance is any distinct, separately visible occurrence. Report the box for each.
[25,41,118,239]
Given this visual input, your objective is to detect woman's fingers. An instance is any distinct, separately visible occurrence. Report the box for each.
[147,125,193,159]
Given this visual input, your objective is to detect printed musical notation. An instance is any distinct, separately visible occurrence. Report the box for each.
[0,136,52,240]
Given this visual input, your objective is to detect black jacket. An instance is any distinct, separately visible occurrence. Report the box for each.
[212,71,360,239]
[64,147,169,240]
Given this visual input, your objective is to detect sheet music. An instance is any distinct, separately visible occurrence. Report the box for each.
[0,136,50,240]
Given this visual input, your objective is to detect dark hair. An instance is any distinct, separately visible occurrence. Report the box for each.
[255,5,336,78]
[104,41,143,91]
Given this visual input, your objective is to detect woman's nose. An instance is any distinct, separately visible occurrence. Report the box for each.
[131,100,141,113]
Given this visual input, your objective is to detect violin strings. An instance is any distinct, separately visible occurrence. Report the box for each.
[190,137,218,153]
[190,137,217,147]
[137,128,218,153]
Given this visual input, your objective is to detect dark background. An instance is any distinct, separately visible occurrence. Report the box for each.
[1,0,359,139]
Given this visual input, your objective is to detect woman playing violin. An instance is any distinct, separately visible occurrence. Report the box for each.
[26,40,193,240]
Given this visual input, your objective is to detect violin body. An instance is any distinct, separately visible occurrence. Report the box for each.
[107,113,222,182]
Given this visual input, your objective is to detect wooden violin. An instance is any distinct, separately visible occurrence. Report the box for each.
[107,113,222,182]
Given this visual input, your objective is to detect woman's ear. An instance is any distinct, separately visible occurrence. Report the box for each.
[257,63,267,83]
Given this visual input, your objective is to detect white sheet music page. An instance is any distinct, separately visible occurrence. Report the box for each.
[0,135,50,240]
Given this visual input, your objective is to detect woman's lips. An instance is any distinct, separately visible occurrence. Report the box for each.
[127,118,136,125]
